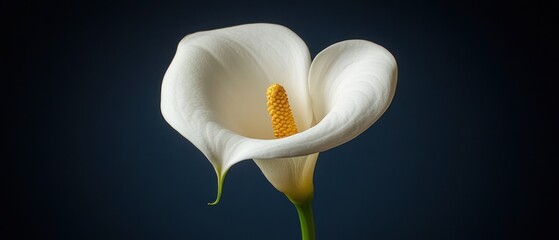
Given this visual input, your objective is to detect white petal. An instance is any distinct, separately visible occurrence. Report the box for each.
[161,23,312,203]
[308,40,398,129]
[254,153,318,203]
[233,40,397,159]
[234,40,396,203]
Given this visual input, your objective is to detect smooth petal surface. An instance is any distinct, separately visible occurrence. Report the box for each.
[308,40,398,135]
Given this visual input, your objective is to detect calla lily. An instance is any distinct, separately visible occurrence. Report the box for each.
[161,23,397,207]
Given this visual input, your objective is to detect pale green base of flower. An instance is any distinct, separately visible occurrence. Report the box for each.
[288,194,315,240]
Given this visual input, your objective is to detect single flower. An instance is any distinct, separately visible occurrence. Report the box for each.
[160,23,397,206]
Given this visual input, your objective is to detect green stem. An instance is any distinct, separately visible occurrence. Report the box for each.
[292,199,316,240]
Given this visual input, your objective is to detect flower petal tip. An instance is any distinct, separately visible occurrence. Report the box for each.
[207,169,228,206]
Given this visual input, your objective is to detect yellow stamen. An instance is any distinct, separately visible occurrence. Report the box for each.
[266,83,298,138]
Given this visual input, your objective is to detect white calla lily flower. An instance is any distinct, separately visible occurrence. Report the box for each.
[161,23,397,205]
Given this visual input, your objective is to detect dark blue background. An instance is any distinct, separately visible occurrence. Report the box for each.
[4,0,557,239]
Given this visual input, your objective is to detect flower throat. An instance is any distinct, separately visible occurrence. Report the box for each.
[266,83,298,138]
